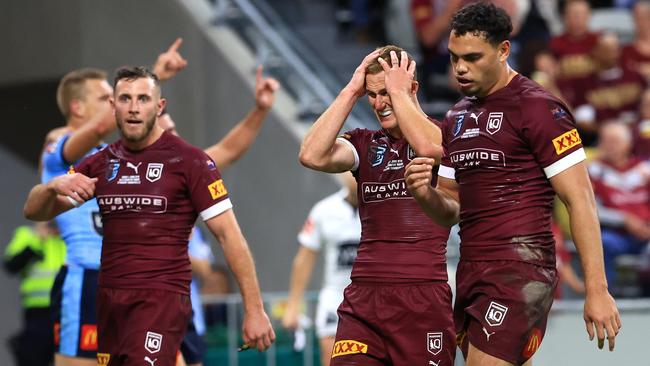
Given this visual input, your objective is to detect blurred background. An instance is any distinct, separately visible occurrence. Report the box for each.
[1,0,650,365]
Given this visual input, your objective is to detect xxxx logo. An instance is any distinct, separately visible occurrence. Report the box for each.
[331,340,368,358]
[552,129,582,155]
[522,328,542,359]
[97,353,110,366]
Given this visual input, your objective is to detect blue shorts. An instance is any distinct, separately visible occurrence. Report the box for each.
[51,265,99,358]
[180,320,206,364]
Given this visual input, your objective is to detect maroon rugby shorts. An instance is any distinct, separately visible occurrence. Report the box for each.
[96,287,191,366]
[454,260,558,365]
[331,281,455,366]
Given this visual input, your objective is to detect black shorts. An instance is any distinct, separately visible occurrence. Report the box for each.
[180,320,206,364]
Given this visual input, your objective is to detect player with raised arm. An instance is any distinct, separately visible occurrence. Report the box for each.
[405,3,620,365]
[25,66,274,366]
[299,45,454,366]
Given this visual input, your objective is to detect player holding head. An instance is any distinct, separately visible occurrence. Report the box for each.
[405,2,620,365]
[299,45,454,366]
[24,66,275,366]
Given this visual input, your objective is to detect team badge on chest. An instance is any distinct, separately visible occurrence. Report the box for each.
[146,163,164,182]
[486,112,503,135]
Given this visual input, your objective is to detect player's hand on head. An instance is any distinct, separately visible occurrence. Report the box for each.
[377,50,416,96]
[583,290,621,351]
[153,38,188,81]
[405,157,435,201]
[255,65,280,110]
[344,49,381,98]
[242,309,276,352]
[49,173,97,204]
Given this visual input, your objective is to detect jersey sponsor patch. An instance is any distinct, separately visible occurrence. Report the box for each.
[552,128,581,155]
[361,179,410,203]
[80,324,98,351]
[97,195,167,214]
[97,353,110,366]
[336,241,359,269]
[208,179,227,200]
[427,332,443,355]
[522,328,542,359]
[331,340,368,358]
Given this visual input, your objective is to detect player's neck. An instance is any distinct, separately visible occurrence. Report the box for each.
[67,116,84,130]
[122,125,165,151]
[485,65,518,97]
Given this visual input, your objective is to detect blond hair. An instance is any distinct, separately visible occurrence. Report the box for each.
[56,68,107,119]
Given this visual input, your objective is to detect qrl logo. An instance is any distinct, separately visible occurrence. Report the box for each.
[486,112,503,135]
[485,301,508,327]
[144,331,163,354]
[427,332,443,355]
[146,163,164,182]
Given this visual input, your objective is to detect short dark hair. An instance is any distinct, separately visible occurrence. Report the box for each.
[113,66,160,90]
[366,44,418,81]
[450,1,513,46]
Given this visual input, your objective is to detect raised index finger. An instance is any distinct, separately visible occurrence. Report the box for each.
[256,65,263,85]
[167,37,183,53]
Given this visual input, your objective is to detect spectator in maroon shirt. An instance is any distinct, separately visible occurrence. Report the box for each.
[550,0,599,106]
[621,1,650,80]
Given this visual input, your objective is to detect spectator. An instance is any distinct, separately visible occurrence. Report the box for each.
[410,0,464,100]
[621,1,650,81]
[633,88,650,159]
[4,222,66,366]
[573,32,647,145]
[550,0,599,107]
[588,122,650,294]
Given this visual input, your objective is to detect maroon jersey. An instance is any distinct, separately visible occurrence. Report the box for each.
[439,74,586,267]
[588,157,650,222]
[76,132,232,294]
[338,127,450,282]
[633,119,650,159]
[575,67,647,123]
[550,32,599,106]
[621,44,650,77]
[550,32,599,80]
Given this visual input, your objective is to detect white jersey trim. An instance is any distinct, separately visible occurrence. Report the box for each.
[438,164,456,180]
[336,137,359,171]
[200,198,233,221]
[543,148,586,178]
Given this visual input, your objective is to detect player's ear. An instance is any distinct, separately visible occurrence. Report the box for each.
[411,80,419,96]
[157,98,167,117]
[70,99,83,118]
[498,40,510,63]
